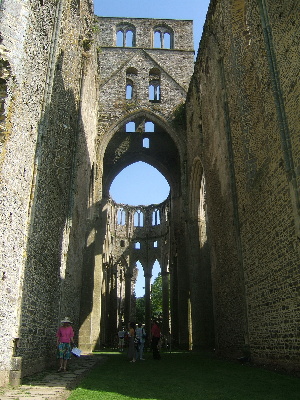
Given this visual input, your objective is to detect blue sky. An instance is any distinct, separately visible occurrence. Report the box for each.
[94,0,210,295]
[94,0,210,56]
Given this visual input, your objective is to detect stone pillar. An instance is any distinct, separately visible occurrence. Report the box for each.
[124,271,132,325]
[144,272,152,336]
[161,271,170,337]
[9,356,22,387]
[170,257,179,346]
[108,264,118,346]
[174,224,190,350]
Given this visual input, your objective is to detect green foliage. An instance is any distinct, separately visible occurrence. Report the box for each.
[92,22,101,34]
[151,273,163,318]
[82,38,92,51]
[172,102,186,130]
[67,351,300,400]
[135,297,145,324]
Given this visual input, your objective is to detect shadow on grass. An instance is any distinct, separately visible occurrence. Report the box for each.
[67,351,300,400]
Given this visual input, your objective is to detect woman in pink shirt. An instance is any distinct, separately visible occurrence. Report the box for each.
[56,317,74,372]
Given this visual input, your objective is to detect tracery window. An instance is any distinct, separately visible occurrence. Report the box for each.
[153,25,174,49]
[152,209,160,225]
[126,67,137,100]
[117,208,126,225]
[134,210,144,227]
[116,23,136,47]
[149,68,161,102]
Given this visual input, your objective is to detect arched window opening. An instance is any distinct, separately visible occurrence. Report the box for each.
[163,32,171,49]
[116,30,123,47]
[198,174,208,246]
[153,26,174,49]
[145,121,154,132]
[149,68,161,102]
[126,80,133,100]
[126,68,137,100]
[151,260,163,320]
[110,162,170,206]
[152,260,160,280]
[126,30,134,47]
[135,261,145,299]
[143,137,150,148]
[149,82,160,101]
[154,31,161,48]
[135,241,141,249]
[116,24,136,47]
[126,121,135,132]
[117,208,126,225]
[152,209,160,225]
[153,240,158,248]
[134,210,144,227]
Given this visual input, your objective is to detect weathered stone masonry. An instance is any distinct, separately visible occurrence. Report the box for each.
[0,0,299,387]
[0,0,98,385]
[79,16,195,352]
[186,0,300,370]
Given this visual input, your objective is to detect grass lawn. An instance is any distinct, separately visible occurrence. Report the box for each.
[67,350,300,400]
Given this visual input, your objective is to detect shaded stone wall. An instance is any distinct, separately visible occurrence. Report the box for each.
[98,199,170,345]
[186,0,300,371]
[0,0,97,385]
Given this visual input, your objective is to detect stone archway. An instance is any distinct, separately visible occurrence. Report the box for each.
[79,106,189,350]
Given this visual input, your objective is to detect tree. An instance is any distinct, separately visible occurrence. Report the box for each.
[135,273,163,323]
[151,273,163,318]
[136,296,145,324]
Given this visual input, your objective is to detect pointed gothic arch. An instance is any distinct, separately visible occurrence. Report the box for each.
[101,111,183,200]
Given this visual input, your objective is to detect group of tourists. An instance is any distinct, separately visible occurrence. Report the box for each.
[56,316,163,372]
[119,320,162,363]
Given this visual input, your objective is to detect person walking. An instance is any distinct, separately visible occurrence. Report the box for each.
[127,322,136,363]
[135,322,146,360]
[151,320,161,360]
[118,326,126,352]
[56,317,74,372]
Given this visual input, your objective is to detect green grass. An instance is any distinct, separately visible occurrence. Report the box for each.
[67,351,300,400]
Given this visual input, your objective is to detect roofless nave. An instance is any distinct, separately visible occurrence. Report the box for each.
[0,0,299,386]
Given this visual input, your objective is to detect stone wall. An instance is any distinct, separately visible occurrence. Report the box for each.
[186,0,300,371]
[77,16,195,351]
[95,17,194,145]
[0,0,97,385]
[1,0,299,385]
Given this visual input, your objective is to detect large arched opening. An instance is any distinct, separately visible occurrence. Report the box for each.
[79,111,188,350]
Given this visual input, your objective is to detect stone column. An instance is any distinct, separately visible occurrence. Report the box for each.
[177,248,189,349]
[170,257,179,346]
[124,271,132,325]
[144,272,152,336]
[161,271,170,337]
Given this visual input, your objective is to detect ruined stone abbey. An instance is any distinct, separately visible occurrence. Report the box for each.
[0,0,299,386]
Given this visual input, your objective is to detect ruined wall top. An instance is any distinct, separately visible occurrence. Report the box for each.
[96,16,194,52]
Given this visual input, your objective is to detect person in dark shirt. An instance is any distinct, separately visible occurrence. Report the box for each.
[151,320,161,360]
